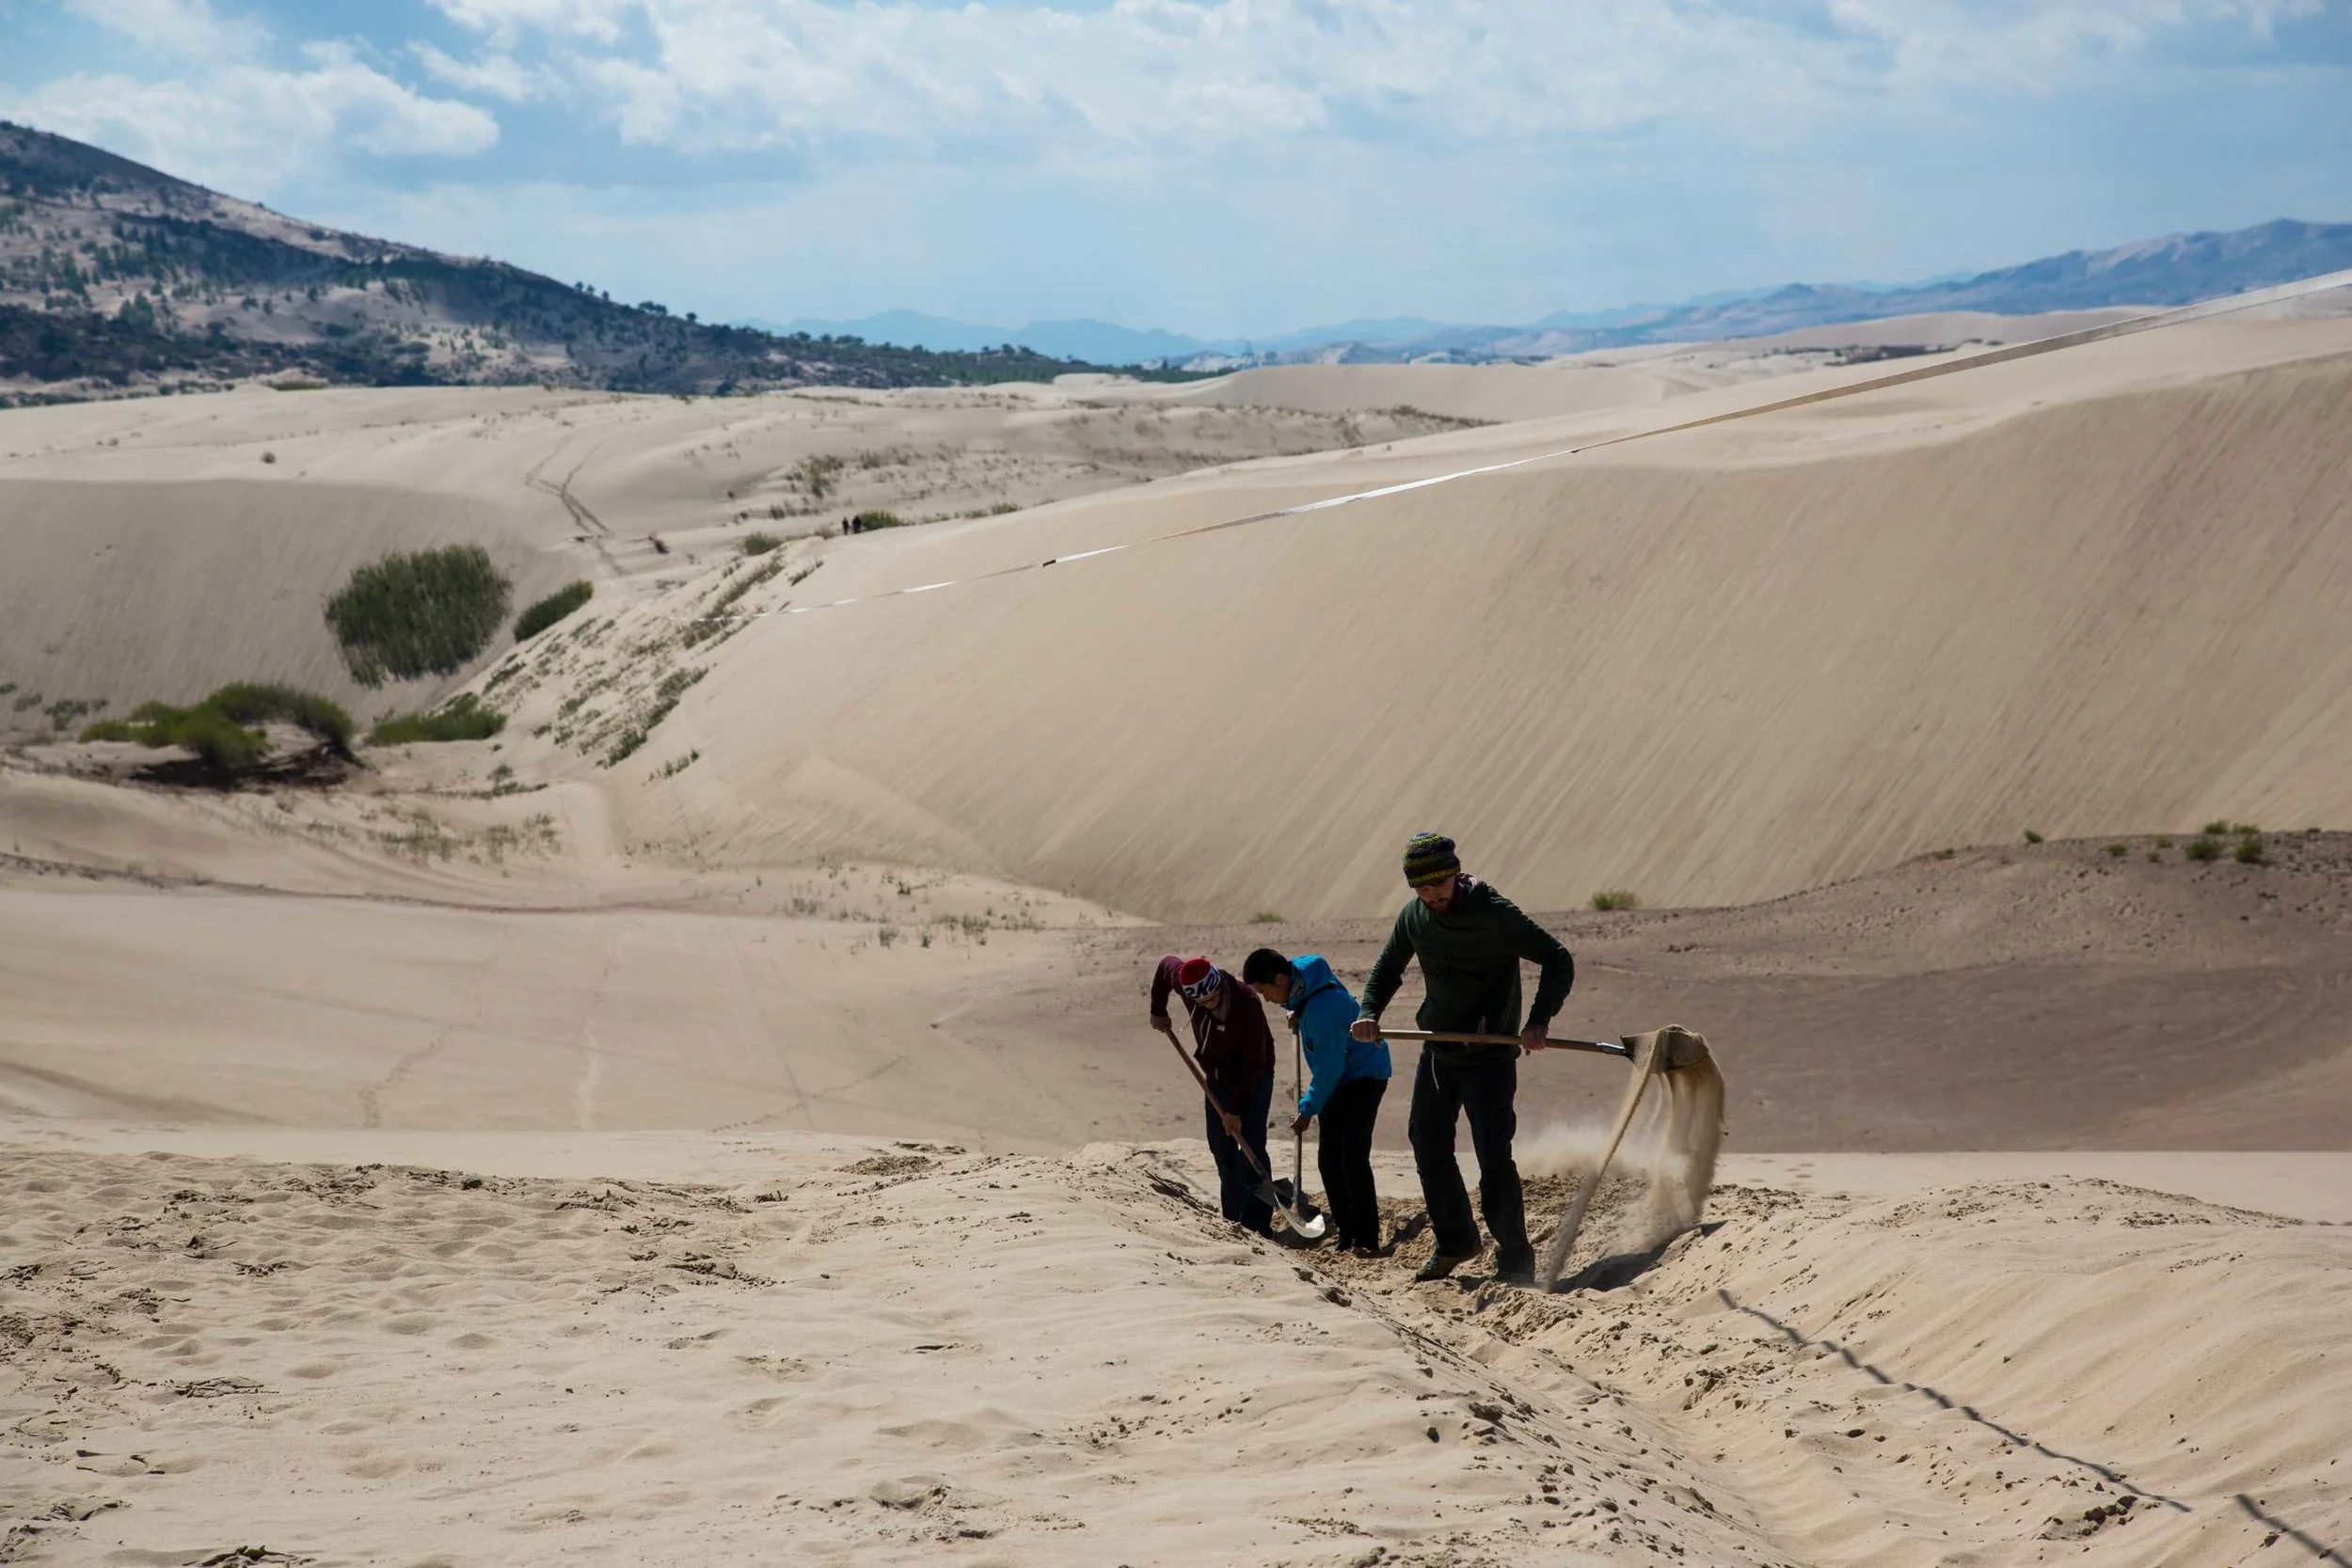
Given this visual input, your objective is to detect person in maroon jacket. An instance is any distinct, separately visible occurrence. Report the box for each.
[1151,955,1276,1237]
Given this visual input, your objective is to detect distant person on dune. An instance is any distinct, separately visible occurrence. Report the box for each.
[1244,948,1391,1256]
[1354,833,1574,1286]
[1151,955,1276,1237]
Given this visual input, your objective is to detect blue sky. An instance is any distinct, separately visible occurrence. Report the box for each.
[4,0,2349,337]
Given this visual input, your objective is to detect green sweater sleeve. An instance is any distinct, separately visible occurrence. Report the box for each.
[1491,890,1576,1027]
[1360,904,1414,1022]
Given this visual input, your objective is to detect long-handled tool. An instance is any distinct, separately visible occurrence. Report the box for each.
[1378,1026,1719,1291]
[1283,1021,1329,1242]
[1155,1027,1319,1232]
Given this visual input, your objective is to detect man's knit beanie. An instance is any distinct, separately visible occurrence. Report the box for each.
[1403,832,1461,887]
[1176,956,1222,1001]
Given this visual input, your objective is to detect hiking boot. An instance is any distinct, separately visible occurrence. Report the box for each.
[1492,1259,1537,1289]
[1413,1249,1478,1283]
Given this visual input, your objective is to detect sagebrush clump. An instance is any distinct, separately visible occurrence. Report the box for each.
[369,693,506,746]
[326,546,513,686]
[80,682,354,769]
[1590,889,1640,911]
[515,579,594,641]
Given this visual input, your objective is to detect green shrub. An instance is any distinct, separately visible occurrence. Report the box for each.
[82,701,265,768]
[368,693,505,746]
[2104,843,2128,857]
[851,509,906,531]
[515,579,594,641]
[2185,836,2222,862]
[171,706,270,768]
[740,532,782,556]
[2202,820,2232,835]
[2234,835,2266,865]
[1590,889,1639,911]
[204,681,355,752]
[325,546,513,686]
[2023,830,2043,845]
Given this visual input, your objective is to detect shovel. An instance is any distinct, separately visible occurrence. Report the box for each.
[1378,1027,1714,1291]
[1280,1020,1329,1242]
[1155,1026,1317,1232]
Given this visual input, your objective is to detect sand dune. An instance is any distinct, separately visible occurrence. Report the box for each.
[1,1130,2343,1566]
[0,383,1492,724]
[545,317,2352,921]
[6,306,2352,1566]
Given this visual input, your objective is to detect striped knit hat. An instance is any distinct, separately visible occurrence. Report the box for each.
[1176,956,1223,1001]
[1404,832,1461,887]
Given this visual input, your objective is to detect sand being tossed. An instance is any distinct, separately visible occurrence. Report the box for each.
[1,1130,2344,1567]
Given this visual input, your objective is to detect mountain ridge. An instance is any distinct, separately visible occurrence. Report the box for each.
[0,121,1147,404]
[786,219,2352,368]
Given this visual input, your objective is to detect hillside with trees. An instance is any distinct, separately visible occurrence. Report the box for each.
[0,121,1129,403]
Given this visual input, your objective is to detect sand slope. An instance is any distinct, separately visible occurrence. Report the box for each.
[587,319,2352,920]
[2,1132,2344,1566]
[0,383,1487,725]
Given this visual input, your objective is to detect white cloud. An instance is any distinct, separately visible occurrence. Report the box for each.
[1,39,500,197]
[61,0,268,61]
[410,40,552,103]
[414,0,2331,156]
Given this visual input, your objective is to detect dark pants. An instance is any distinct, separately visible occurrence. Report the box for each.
[1205,1069,1275,1237]
[1315,1076,1387,1251]
[1407,1049,1532,1271]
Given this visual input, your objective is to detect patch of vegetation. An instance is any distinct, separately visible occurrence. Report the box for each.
[325,545,513,687]
[2185,836,2222,863]
[739,532,782,556]
[515,579,593,641]
[2104,843,2129,857]
[789,454,845,499]
[787,562,821,587]
[2023,830,2044,845]
[368,692,505,745]
[851,509,907,531]
[604,667,706,767]
[1250,911,1284,925]
[1590,889,1640,911]
[200,681,355,752]
[654,750,699,779]
[2234,834,2267,865]
[83,700,264,768]
[78,681,351,765]
[1376,404,1496,431]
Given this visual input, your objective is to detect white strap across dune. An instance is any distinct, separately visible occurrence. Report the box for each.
[685,264,2352,624]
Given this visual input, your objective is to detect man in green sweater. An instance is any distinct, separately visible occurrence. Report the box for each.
[1351,832,1575,1285]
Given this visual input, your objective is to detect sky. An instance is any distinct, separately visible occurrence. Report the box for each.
[3,0,2350,338]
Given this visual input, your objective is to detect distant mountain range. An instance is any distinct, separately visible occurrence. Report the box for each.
[771,219,2352,369]
[0,122,1131,403]
[3,116,2345,404]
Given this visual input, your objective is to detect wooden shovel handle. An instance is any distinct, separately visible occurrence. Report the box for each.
[1156,1026,1273,1180]
[1375,1028,1633,1059]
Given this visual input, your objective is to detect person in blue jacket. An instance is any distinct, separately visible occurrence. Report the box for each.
[1243,948,1391,1255]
